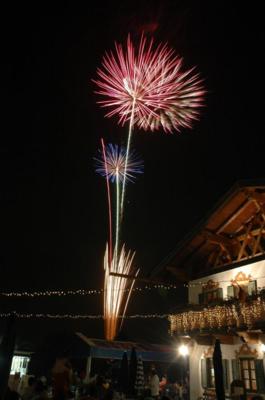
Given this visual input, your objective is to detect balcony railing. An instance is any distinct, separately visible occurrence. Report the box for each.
[169,291,265,335]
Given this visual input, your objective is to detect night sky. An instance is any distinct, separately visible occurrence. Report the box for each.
[1,1,264,343]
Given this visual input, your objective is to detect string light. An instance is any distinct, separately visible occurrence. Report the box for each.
[169,295,265,335]
[0,312,168,319]
[0,289,103,298]
[0,285,180,298]
[1,298,264,330]
[1,278,265,298]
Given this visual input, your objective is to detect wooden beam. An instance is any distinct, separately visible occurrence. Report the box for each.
[214,334,235,345]
[253,221,265,255]
[237,332,260,344]
[202,231,234,263]
[194,335,214,346]
[214,248,223,267]
[237,223,253,261]
[237,227,265,241]
[243,189,265,219]
[244,189,265,205]
[202,229,237,248]
[216,199,251,234]
[219,243,232,262]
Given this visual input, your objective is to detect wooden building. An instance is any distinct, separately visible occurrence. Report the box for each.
[155,181,265,400]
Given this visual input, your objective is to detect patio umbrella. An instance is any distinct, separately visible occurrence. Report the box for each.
[213,339,225,400]
[135,356,144,396]
[118,352,129,394]
[129,347,137,395]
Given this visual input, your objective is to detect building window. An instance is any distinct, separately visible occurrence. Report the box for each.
[10,356,30,376]
[207,358,215,388]
[227,280,257,299]
[201,358,229,390]
[240,359,257,392]
[233,356,265,393]
[199,288,223,305]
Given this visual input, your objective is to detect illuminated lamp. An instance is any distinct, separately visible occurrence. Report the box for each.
[178,344,189,357]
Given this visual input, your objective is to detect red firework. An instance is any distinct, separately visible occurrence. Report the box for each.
[94,35,205,133]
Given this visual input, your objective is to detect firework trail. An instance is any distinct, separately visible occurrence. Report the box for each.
[95,142,143,339]
[100,139,113,265]
[95,141,143,262]
[104,243,139,341]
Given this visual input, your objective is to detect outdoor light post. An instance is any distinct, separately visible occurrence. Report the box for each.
[178,344,189,357]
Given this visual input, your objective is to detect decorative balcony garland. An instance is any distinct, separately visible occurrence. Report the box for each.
[168,292,265,335]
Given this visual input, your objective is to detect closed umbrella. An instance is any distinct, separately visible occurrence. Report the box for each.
[118,352,129,394]
[135,356,144,397]
[129,347,137,396]
[213,339,225,400]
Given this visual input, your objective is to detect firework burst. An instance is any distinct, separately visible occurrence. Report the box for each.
[95,143,144,183]
[94,35,205,212]
[137,71,204,133]
[94,34,205,132]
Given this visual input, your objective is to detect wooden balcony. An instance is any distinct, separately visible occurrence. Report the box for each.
[169,291,265,335]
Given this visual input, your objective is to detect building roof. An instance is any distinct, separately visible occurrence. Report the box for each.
[153,180,265,280]
[76,333,175,362]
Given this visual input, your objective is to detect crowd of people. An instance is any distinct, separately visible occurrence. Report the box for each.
[4,358,189,400]
[5,376,50,400]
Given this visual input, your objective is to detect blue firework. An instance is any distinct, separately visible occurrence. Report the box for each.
[95,143,143,183]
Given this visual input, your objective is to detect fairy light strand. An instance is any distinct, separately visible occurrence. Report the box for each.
[1,278,265,298]
[0,312,168,319]
[1,296,265,330]
[0,286,177,297]
[169,296,265,335]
